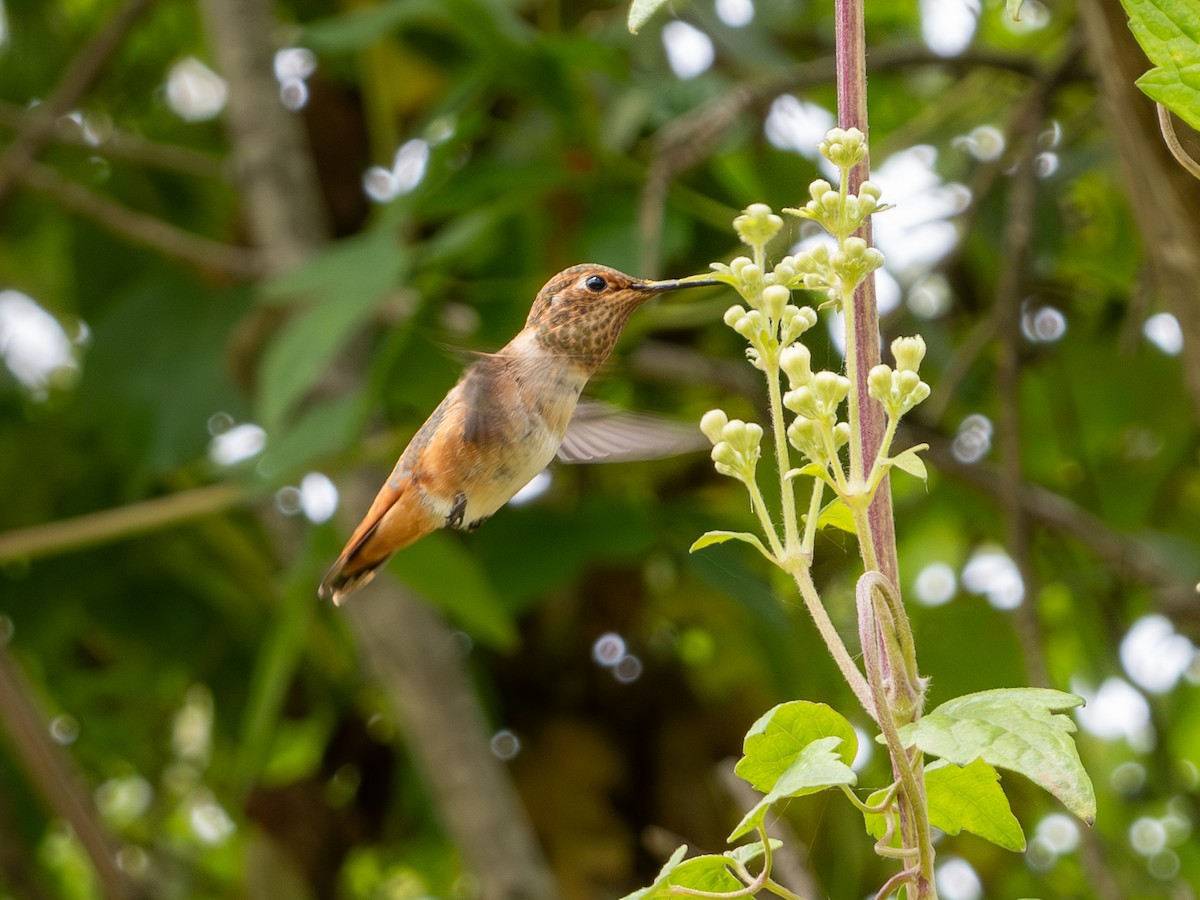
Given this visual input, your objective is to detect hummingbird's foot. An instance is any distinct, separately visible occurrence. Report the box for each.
[467,515,489,531]
[446,492,468,528]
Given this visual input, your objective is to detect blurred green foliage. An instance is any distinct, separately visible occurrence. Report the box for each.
[1,0,1199,898]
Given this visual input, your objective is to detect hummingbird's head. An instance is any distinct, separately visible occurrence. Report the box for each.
[525,264,715,370]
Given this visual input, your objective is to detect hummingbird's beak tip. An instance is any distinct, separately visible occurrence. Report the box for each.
[633,277,721,293]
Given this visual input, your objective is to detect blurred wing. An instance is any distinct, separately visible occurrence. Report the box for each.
[557,402,708,463]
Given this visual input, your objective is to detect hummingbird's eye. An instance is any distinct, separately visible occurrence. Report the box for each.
[584,275,607,293]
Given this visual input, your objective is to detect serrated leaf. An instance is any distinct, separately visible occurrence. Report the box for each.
[927,758,1026,851]
[814,498,856,534]
[898,688,1096,825]
[729,736,857,840]
[1120,0,1200,131]
[689,530,775,561]
[628,0,673,33]
[735,701,858,792]
[888,444,930,481]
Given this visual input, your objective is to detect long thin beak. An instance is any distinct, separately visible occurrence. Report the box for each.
[631,276,721,293]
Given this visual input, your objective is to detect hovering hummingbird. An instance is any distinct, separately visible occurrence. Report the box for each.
[319,263,716,605]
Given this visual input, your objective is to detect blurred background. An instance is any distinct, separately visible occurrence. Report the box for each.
[1,0,1199,897]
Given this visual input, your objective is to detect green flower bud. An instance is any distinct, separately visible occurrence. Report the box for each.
[787,416,824,462]
[783,386,817,418]
[892,334,927,372]
[819,127,867,169]
[832,421,851,449]
[813,370,851,406]
[723,304,747,328]
[729,256,754,276]
[734,203,784,248]
[809,179,834,200]
[721,419,747,446]
[906,381,931,408]
[700,409,729,444]
[868,364,893,402]
[780,305,818,344]
[859,180,882,201]
[711,441,739,477]
[896,369,922,396]
[738,263,764,296]
[780,343,813,388]
[771,260,798,285]
[762,284,790,320]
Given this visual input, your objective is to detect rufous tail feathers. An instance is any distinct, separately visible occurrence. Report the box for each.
[318,477,438,606]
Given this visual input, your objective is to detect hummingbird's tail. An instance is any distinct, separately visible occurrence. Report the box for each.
[318,477,439,605]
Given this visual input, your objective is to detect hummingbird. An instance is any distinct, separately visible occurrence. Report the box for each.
[319,263,716,605]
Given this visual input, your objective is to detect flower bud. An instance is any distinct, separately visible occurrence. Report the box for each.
[780,343,813,387]
[891,334,927,372]
[809,179,833,200]
[819,127,867,169]
[868,364,893,402]
[723,304,747,328]
[734,203,784,248]
[762,284,790,320]
[729,256,754,276]
[907,380,931,408]
[783,386,817,418]
[721,420,750,450]
[896,369,922,396]
[700,409,729,444]
[859,181,882,200]
[814,370,850,406]
[832,422,851,449]
[780,306,817,344]
[787,416,823,461]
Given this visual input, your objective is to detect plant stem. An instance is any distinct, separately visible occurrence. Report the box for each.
[834,0,934,895]
[766,359,802,556]
[790,562,876,719]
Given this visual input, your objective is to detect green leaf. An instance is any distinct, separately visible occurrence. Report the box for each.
[390,532,518,649]
[628,0,674,34]
[727,839,782,868]
[888,444,930,481]
[689,530,775,561]
[897,688,1096,825]
[255,394,368,482]
[729,735,857,840]
[785,462,838,489]
[862,786,897,842]
[926,758,1026,852]
[814,498,857,534]
[619,845,688,900]
[1120,0,1200,131]
[301,0,444,54]
[735,700,859,792]
[620,847,744,898]
[257,229,410,433]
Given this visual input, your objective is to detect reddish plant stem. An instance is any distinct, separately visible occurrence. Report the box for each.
[834,0,935,896]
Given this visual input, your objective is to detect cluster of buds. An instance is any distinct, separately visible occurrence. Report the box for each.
[781,346,852,467]
[868,336,931,420]
[818,127,868,171]
[712,216,821,368]
[701,410,763,482]
[786,179,887,242]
